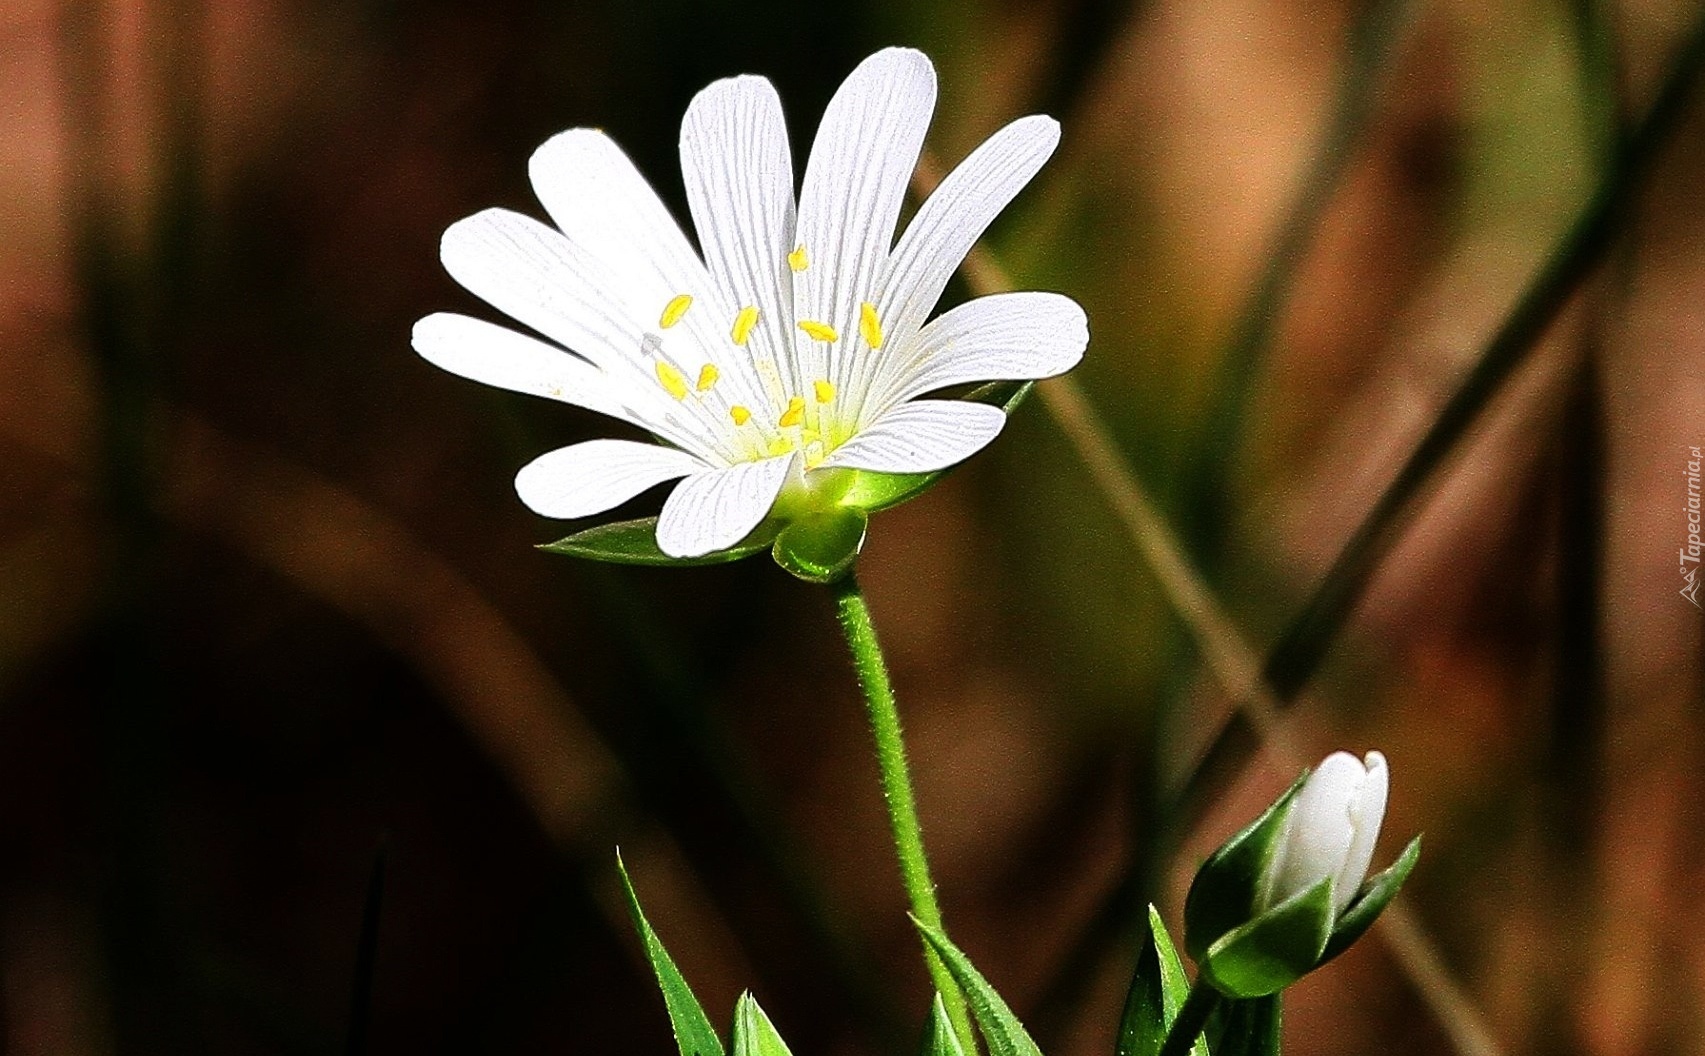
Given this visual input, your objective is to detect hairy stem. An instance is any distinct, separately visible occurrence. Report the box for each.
[831,572,976,1054]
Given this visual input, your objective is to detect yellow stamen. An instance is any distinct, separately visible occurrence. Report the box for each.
[813,379,835,404]
[778,396,806,428]
[798,319,838,342]
[731,305,759,345]
[655,361,689,400]
[767,436,794,457]
[729,405,751,426]
[659,294,693,329]
[696,364,719,392]
[787,244,809,272]
[859,302,884,349]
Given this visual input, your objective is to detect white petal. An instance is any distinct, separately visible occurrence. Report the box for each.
[529,130,749,393]
[1266,751,1364,911]
[868,291,1086,413]
[440,208,651,378]
[655,455,793,558]
[818,400,1005,474]
[414,312,623,418]
[680,75,796,381]
[1335,752,1389,911]
[515,439,707,520]
[875,114,1060,351]
[794,48,936,389]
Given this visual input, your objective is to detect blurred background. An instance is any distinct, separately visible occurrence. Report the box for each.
[3,0,1703,1052]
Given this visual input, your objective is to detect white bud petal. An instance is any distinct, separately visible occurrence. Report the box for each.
[1333,751,1388,911]
[1263,751,1387,914]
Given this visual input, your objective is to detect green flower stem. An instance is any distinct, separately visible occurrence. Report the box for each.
[1157,980,1221,1056]
[831,572,976,1055]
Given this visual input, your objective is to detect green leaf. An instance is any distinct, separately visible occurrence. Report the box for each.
[1201,876,1334,999]
[913,918,1043,1056]
[923,993,968,1056]
[731,992,794,1056]
[834,381,1036,514]
[615,852,726,1056]
[1320,834,1421,964]
[1183,772,1308,964]
[1211,996,1281,1056]
[771,508,868,584]
[1119,906,1209,1056]
[539,517,777,566]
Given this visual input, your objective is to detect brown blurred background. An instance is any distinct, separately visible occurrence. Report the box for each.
[2,0,1703,1053]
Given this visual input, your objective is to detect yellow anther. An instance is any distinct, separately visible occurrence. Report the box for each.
[731,306,759,346]
[729,405,752,426]
[813,379,836,404]
[659,294,693,329]
[859,302,884,349]
[798,319,838,342]
[788,244,809,272]
[778,396,806,428]
[655,361,689,400]
[696,364,720,392]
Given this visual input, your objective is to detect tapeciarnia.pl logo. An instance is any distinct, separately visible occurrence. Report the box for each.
[1683,446,1702,610]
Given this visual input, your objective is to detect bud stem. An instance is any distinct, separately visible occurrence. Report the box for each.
[1157,979,1221,1056]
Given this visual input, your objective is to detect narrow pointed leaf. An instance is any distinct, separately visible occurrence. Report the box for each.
[540,517,777,566]
[1320,834,1421,964]
[732,992,794,1056]
[1119,906,1209,1056]
[923,993,969,1056]
[914,919,1043,1056]
[616,852,726,1056]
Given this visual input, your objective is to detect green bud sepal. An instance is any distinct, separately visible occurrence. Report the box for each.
[1182,773,1308,969]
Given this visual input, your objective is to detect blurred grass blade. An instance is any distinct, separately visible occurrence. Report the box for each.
[914,918,1044,1056]
[1184,0,1416,552]
[1261,7,1705,701]
[617,852,727,1056]
[1119,906,1208,1056]
[345,838,387,1056]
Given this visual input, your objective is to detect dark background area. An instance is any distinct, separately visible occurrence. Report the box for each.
[2,0,1703,1053]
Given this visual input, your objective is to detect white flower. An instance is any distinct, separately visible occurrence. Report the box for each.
[413,47,1086,558]
[1260,750,1389,914]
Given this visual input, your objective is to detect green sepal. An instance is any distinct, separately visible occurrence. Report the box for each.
[834,381,1035,514]
[1319,834,1422,964]
[614,852,727,1056]
[1200,876,1334,999]
[1211,996,1281,1056]
[1183,772,1308,964]
[1119,905,1209,1056]
[731,992,794,1056]
[771,508,868,584]
[913,918,1044,1056]
[922,993,968,1056]
[540,517,778,566]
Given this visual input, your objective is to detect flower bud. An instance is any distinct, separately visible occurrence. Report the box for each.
[1182,749,1418,999]
[1259,750,1388,915]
